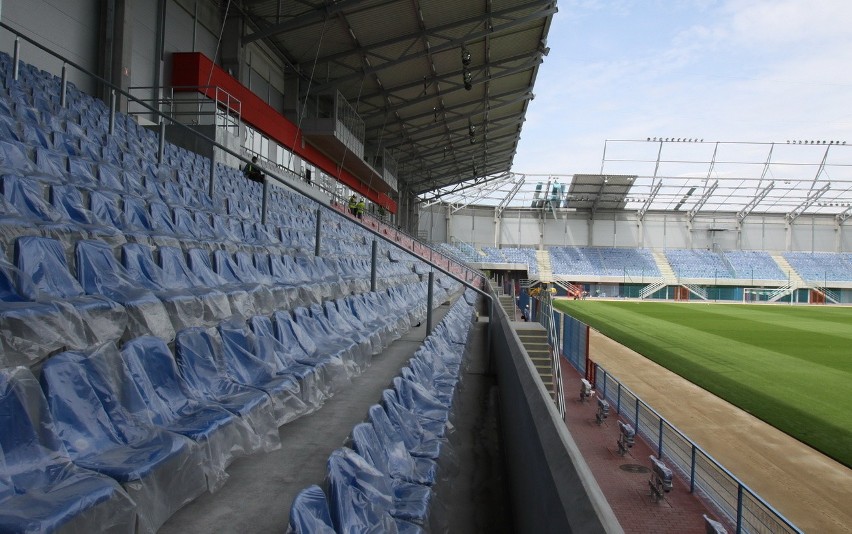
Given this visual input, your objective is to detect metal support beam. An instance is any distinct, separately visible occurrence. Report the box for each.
[108,89,116,135]
[370,240,378,291]
[638,181,662,220]
[787,182,830,223]
[314,208,322,256]
[208,154,216,199]
[426,271,434,333]
[496,174,525,217]
[836,205,852,225]
[60,64,68,108]
[157,120,166,164]
[261,176,269,225]
[687,180,718,221]
[737,182,774,222]
[12,38,19,81]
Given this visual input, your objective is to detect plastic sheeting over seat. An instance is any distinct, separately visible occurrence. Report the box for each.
[327,447,428,530]
[174,327,281,452]
[0,366,137,534]
[121,336,264,492]
[15,235,126,347]
[121,243,232,330]
[75,240,175,341]
[40,349,208,533]
[287,485,335,534]
[217,318,308,426]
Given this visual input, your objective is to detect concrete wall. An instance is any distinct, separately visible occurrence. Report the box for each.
[0,0,100,92]
[423,203,852,252]
[490,289,620,534]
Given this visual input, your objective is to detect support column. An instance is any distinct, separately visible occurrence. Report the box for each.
[426,271,434,333]
[314,208,322,257]
[98,0,133,110]
[370,240,377,291]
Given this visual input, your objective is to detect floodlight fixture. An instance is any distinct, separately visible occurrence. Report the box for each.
[463,68,472,90]
[461,46,472,66]
[617,421,635,456]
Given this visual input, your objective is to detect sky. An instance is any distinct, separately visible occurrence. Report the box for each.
[511,0,852,176]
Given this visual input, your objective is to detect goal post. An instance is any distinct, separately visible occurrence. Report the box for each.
[743,288,772,303]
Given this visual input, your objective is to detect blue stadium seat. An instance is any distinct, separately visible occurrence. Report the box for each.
[174,327,281,452]
[120,336,261,491]
[325,298,381,356]
[0,366,137,534]
[327,447,427,531]
[187,248,255,317]
[365,405,439,484]
[272,309,351,388]
[121,242,232,328]
[75,239,175,341]
[381,390,445,459]
[15,235,126,346]
[248,314,326,407]
[217,318,307,425]
[293,305,364,376]
[40,350,208,532]
[288,485,336,534]
[391,377,450,424]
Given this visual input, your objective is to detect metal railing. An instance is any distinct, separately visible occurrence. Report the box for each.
[593,365,802,534]
[127,85,241,130]
[539,290,566,417]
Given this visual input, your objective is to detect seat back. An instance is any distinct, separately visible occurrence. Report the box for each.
[121,336,192,425]
[276,310,319,356]
[89,190,123,227]
[15,236,84,299]
[159,246,200,287]
[40,352,124,457]
[174,327,227,395]
[288,485,336,534]
[218,319,274,384]
[187,248,224,286]
[326,448,396,534]
[120,242,165,290]
[250,315,302,368]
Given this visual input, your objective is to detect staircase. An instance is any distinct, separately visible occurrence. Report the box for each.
[638,252,677,298]
[498,294,516,319]
[768,254,806,302]
[536,249,553,282]
[682,283,709,300]
[516,328,555,401]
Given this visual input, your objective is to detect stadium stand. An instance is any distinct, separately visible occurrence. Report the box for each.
[665,249,732,279]
[783,252,852,282]
[724,250,786,280]
[0,50,470,530]
[549,246,659,277]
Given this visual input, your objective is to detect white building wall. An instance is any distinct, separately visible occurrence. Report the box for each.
[1,0,99,92]
[425,204,847,253]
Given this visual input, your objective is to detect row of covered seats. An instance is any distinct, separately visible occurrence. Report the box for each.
[288,290,478,533]
[0,279,456,533]
[0,232,419,367]
[783,251,852,282]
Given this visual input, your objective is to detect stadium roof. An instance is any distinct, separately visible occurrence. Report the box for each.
[237,0,556,196]
[423,139,852,221]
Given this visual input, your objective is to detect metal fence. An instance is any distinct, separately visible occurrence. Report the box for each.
[555,310,802,534]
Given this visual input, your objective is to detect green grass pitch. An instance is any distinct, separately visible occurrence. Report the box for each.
[553,300,852,468]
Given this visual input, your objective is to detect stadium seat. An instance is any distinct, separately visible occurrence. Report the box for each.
[121,336,262,490]
[75,239,175,341]
[15,235,126,346]
[248,314,326,408]
[271,309,351,391]
[0,366,137,534]
[288,485,336,534]
[217,318,307,425]
[121,242,232,329]
[40,349,208,532]
[174,327,281,451]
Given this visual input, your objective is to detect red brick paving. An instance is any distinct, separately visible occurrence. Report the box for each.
[560,359,731,534]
